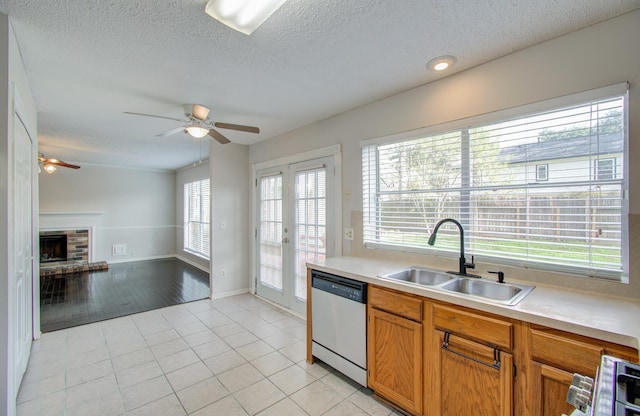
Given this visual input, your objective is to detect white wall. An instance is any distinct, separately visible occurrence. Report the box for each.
[249,10,640,299]
[210,143,250,297]
[175,161,210,271]
[1,13,38,416]
[39,165,176,263]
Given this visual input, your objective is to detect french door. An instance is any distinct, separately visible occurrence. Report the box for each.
[256,156,335,316]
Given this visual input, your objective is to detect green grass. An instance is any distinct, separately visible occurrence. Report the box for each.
[379,232,620,267]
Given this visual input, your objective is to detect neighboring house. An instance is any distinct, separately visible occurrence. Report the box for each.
[499,133,623,186]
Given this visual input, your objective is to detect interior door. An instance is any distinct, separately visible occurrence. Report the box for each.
[13,112,34,389]
[256,157,335,316]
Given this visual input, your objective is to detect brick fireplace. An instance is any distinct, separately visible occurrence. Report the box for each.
[39,228,108,276]
[39,229,89,264]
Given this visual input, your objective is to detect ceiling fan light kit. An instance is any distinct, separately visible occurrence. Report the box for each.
[43,164,57,174]
[204,0,288,35]
[185,125,210,138]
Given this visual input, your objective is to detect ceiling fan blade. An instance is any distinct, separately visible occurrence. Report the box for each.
[214,122,260,134]
[124,111,184,122]
[156,126,186,137]
[46,158,81,169]
[208,128,231,144]
[52,160,81,169]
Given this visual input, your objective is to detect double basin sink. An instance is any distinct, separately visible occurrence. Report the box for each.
[379,267,534,306]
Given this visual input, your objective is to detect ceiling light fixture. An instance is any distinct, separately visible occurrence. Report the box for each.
[427,55,457,72]
[185,125,210,138]
[204,0,288,35]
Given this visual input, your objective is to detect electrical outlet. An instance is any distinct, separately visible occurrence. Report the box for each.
[221,269,227,278]
[344,228,354,240]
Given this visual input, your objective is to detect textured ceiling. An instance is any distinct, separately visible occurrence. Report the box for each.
[1,0,639,170]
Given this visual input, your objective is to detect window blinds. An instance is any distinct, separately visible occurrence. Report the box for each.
[184,179,211,259]
[362,86,627,279]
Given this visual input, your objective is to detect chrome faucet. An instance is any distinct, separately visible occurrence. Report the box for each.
[428,218,480,277]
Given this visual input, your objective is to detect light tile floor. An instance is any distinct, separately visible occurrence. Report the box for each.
[17,293,402,416]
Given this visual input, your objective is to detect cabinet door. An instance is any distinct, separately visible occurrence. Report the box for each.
[368,308,422,415]
[530,362,575,416]
[433,330,513,416]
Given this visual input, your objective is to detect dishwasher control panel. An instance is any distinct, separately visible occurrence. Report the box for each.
[311,270,366,303]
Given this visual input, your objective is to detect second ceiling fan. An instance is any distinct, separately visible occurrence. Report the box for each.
[125,104,260,144]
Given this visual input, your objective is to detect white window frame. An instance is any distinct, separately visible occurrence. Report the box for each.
[361,83,629,281]
[184,178,210,259]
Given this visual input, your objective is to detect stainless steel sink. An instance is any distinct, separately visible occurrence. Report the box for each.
[379,266,535,305]
[440,277,534,305]
[380,267,455,286]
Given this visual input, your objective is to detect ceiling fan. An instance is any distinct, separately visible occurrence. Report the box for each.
[38,153,81,173]
[124,104,260,144]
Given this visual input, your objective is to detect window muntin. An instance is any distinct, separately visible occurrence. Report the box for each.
[184,178,210,259]
[362,89,627,279]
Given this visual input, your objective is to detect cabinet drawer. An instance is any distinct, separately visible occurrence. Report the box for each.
[370,286,422,322]
[530,328,604,375]
[432,304,513,350]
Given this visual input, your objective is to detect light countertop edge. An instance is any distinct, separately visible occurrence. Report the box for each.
[307,256,640,354]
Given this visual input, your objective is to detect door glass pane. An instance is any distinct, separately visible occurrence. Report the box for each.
[294,167,326,300]
[259,174,283,290]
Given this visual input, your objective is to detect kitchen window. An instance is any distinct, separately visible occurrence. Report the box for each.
[184,178,210,259]
[362,83,628,280]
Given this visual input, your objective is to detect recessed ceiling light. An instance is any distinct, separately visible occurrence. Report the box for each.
[427,55,457,72]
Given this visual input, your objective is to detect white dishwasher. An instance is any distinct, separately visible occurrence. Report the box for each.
[311,269,367,386]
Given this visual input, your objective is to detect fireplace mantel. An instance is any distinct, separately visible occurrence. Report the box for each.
[39,212,103,263]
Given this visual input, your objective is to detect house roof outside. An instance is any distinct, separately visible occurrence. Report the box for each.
[499,133,623,164]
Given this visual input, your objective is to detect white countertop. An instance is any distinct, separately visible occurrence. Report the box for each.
[307,256,640,354]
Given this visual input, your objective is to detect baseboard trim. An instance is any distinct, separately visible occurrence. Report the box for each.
[211,288,250,299]
[108,254,210,276]
[253,293,306,321]
[174,255,210,273]
[108,254,174,264]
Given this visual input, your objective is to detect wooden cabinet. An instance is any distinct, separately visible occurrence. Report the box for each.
[313,273,639,416]
[427,303,515,416]
[368,286,423,415]
[431,330,514,416]
[527,324,638,416]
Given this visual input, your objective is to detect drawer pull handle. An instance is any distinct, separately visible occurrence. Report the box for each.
[442,331,501,370]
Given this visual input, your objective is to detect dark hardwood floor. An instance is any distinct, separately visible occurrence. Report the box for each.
[40,258,210,332]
